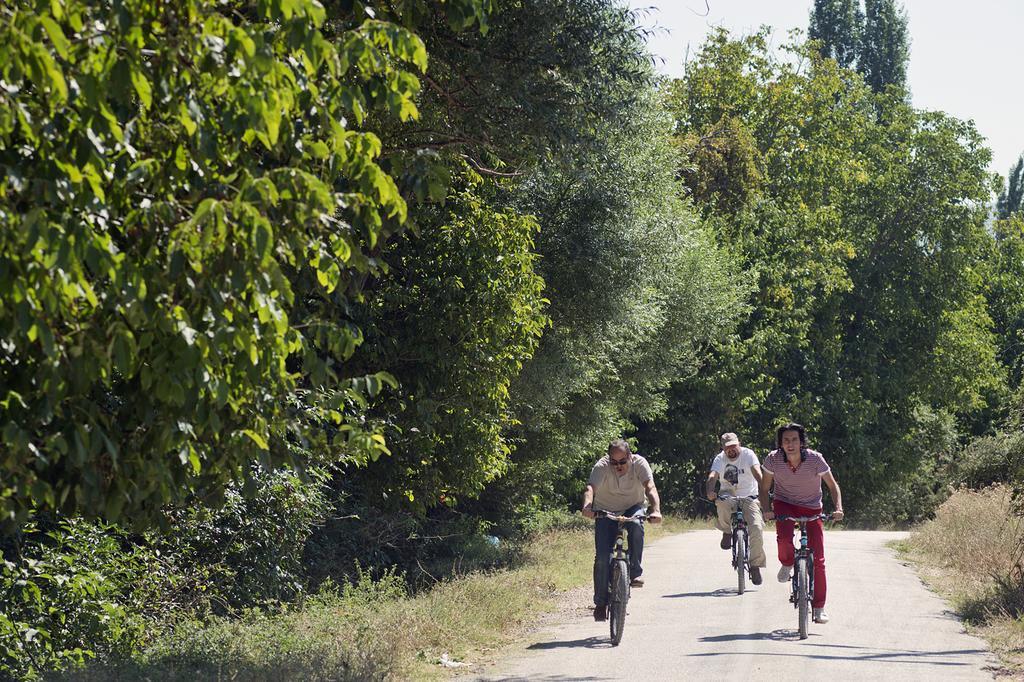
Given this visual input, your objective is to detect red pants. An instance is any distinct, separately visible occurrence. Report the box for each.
[773,500,827,608]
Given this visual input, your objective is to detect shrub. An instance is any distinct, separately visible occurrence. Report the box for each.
[908,485,1022,584]
[304,495,513,591]
[955,432,1024,491]
[0,467,332,679]
[0,518,156,680]
[157,467,332,611]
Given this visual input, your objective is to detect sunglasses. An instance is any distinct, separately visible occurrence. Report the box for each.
[610,458,629,467]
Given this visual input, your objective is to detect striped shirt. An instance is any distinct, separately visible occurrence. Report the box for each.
[763,448,831,508]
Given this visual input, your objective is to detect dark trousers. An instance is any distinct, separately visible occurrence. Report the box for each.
[593,503,645,606]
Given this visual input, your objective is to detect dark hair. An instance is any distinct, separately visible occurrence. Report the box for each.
[608,438,632,455]
[775,422,808,452]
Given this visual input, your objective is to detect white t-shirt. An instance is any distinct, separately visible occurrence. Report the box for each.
[711,447,760,498]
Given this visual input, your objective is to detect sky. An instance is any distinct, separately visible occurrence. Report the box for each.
[626,0,1024,179]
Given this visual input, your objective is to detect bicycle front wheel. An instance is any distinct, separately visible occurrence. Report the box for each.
[734,531,746,595]
[608,559,629,646]
[796,558,810,639]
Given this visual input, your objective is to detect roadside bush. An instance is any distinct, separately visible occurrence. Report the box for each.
[72,567,411,681]
[908,485,1022,587]
[0,518,158,680]
[955,432,1024,491]
[857,458,955,527]
[304,494,513,591]
[157,467,332,611]
[904,484,1024,670]
[0,467,331,679]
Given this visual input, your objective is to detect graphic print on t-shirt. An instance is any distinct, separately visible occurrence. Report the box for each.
[712,447,760,498]
[724,463,740,487]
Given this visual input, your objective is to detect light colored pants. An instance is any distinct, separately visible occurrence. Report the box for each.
[715,497,766,568]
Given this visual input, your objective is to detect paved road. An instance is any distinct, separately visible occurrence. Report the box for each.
[470,530,997,681]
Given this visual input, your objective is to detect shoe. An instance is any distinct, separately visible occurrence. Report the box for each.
[594,605,607,621]
[749,567,762,585]
[720,533,732,550]
[777,564,792,582]
[813,608,829,624]
[630,578,644,588]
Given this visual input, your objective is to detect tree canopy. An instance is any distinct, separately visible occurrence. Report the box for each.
[809,0,909,93]
[651,29,999,520]
[0,0,492,527]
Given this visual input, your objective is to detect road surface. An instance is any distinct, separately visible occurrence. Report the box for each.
[470,530,996,681]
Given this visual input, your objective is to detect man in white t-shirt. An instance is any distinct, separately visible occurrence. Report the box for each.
[705,432,766,585]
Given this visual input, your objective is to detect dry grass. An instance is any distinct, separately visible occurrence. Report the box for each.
[898,485,1024,675]
[65,516,696,681]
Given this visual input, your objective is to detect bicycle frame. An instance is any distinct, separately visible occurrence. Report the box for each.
[597,511,645,575]
[776,513,830,639]
[594,510,646,645]
[789,520,816,608]
[718,494,755,571]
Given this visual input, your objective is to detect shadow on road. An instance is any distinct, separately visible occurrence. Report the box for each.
[662,588,742,598]
[526,636,614,651]
[699,630,792,642]
[688,644,987,666]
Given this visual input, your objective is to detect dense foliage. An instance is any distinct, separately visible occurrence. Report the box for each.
[998,156,1024,220]
[642,29,1001,521]
[2,0,1023,677]
[0,0,472,526]
[809,0,909,92]
[347,172,548,508]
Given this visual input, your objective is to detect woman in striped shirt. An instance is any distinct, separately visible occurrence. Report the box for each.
[760,422,844,624]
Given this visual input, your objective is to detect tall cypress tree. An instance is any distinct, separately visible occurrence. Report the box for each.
[998,156,1024,219]
[860,0,910,92]
[809,0,862,69]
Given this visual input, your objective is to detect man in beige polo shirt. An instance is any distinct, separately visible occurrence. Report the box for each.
[581,438,662,621]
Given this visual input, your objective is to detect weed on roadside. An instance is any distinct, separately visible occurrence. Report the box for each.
[898,486,1024,675]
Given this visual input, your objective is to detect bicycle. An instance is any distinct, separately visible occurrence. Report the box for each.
[775,513,833,639]
[716,493,758,594]
[593,509,647,645]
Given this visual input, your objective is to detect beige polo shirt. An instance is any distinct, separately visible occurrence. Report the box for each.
[588,454,653,514]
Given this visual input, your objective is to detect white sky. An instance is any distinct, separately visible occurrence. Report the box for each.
[627,0,1024,179]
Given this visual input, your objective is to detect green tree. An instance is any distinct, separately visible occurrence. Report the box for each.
[860,0,910,92]
[492,90,747,514]
[657,29,999,520]
[809,0,863,69]
[998,155,1024,219]
[0,0,492,527]
[326,0,745,517]
[982,216,1024,391]
[344,171,548,509]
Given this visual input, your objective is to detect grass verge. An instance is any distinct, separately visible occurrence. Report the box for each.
[63,516,697,681]
[895,485,1024,676]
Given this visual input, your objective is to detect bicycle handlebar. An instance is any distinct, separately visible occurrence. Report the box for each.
[715,493,759,501]
[593,510,648,523]
[774,513,835,522]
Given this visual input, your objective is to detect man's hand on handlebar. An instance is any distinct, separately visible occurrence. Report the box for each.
[648,511,663,524]
[581,504,596,520]
[832,509,845,521]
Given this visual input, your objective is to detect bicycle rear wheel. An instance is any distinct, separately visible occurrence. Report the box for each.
[796,558,810,639]
[734,531,746,595]
[608,559,629,646]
